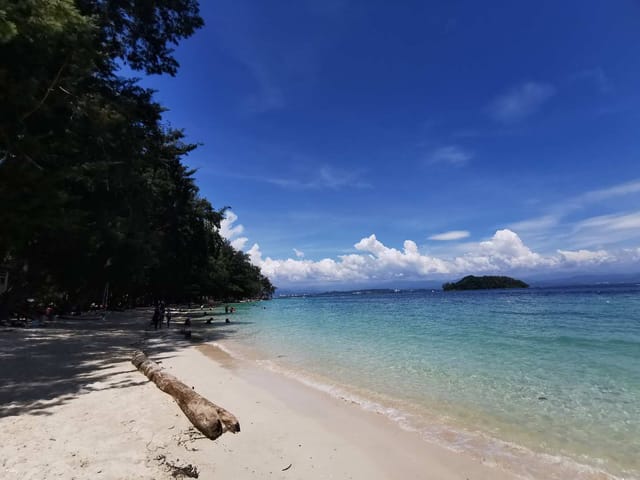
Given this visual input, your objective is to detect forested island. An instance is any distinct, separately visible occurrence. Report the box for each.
[442,275,529,291]
[0,1,274,317]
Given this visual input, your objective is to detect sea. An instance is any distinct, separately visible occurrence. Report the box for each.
[219,285,640,479]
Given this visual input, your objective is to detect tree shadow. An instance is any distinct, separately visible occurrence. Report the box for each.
[0,309,232,417]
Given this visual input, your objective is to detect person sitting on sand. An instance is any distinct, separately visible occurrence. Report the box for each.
[225,318,230,324]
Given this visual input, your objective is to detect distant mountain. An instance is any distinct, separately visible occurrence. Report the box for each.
[442,275,529,291]
[275,272,640,296]
[529,272,640,287]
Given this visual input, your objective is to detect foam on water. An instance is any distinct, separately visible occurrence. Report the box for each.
[218,339,625,480]
[218,286,640,479]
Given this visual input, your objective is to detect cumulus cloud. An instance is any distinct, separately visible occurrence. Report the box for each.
[246,228,640,286]
[489,82,556,123]
[426,146,473,166]
[218,210,249,251]
[557,249,611,266]
[428,230,470,241]
[226,209,640,287]
[455,229,551,271]
[230,237,249,251]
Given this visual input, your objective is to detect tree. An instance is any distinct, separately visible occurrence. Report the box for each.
[0,0,274,315]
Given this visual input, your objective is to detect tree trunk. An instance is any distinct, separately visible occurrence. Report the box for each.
[131,350,240,439]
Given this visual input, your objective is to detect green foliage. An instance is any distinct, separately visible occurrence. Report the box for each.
[76,0,204,75]
[0,1,274,313]
[442,275,529,291]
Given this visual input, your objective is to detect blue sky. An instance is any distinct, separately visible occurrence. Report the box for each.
[139,0,640,288]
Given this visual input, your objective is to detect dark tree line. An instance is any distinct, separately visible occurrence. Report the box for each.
[442,275,529,291]
[0,0,275,314]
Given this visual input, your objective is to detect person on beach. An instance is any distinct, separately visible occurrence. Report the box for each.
[225,305,229,313]
[183,317,192,338]
[45,305,53,322]
[152,306,161,330]
[225,318,230,324]
[166,308,171,328]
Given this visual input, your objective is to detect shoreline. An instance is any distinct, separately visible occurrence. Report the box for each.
[0,311,516,479]
[0,310,628,479]
[224,294,638,480]
[173,341,520,480]
[199,338,623,480]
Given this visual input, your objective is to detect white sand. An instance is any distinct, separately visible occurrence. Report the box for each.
[0,311,520,479]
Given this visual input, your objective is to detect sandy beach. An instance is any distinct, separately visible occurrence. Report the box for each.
[0,310,519,479]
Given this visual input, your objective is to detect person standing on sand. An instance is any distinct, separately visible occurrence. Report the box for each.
[166,308,171,328]
[159,301,165,329]
[152,306,160,330]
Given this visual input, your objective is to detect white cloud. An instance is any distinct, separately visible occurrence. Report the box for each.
[231,237,249,250]
[247,243,263,264]
[557,249,611,266]
[227,211,640,287]
[489,82,556,123]
[259,165,371,190]
[566,211,640,248]
[506,179,640,243]
[428,230,470,241]
[247,229,640,286]
[508,215,559,233]
[219,210,249,251]
[452,229,552,272]
[575,211,640,232]
[579,180,640,204]
[219,210,243,239]
[426,146,473,166]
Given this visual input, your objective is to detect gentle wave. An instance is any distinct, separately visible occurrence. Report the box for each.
[212,340,627,480]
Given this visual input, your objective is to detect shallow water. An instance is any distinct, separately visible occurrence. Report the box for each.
[224,285,640,479]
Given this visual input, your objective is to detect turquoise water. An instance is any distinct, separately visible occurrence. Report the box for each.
[224,286,640,479]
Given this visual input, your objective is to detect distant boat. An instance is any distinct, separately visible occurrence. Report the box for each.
[393,289,401,293]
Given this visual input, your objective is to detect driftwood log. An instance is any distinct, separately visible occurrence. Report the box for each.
[131,350,240,439]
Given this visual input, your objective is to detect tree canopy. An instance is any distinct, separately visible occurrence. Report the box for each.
[0,0,274,314]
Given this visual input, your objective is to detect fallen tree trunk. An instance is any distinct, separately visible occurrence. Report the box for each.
[131,350,240,439]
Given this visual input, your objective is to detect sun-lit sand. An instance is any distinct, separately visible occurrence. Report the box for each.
[0,310,519,479]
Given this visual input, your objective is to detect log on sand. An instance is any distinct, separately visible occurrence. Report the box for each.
[131,350,240,439]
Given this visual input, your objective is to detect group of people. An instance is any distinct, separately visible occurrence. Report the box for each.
[151,302,171,330]
[151,303,237,335]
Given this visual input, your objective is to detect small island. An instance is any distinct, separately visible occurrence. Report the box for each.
[442,275,529,291]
